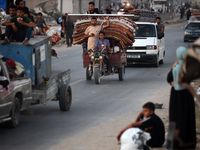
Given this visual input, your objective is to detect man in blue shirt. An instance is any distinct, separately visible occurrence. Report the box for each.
[94,31,112,74]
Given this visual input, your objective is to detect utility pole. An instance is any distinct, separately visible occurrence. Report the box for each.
[60,0,63,14]
[79,0,81,13]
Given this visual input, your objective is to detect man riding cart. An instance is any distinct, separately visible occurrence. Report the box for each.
[68,14,137,84]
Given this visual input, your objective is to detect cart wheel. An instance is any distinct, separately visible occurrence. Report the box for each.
[118,64,125,81]
[94,67,100,84]
[59,84,72,111]
[6,97,21,128]
[86,66,92,80]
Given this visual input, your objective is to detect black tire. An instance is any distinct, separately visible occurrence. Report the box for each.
[154,56,159,67]
[86,66,92,80]
[59,84,72,111]
[118,64,125,81]
[6,97,21,128]
[160,51,165,64]
[184,38,187,42]
[94,67,100,84]
[160,59,164,64]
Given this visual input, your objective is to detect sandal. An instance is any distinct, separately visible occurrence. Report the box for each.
[1,39,10,45]
[23,39,30,46]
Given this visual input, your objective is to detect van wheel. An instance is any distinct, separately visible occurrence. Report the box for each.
[6,97,21,128]
[160,59,164,64]
[154,56,159,67]
[160,51,165,64]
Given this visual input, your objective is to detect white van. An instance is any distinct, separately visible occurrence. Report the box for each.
[127,22,165,67]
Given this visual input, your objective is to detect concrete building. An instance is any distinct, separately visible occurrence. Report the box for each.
[57,0,73,14]
[24,0,73,14]
[24,0,58,12]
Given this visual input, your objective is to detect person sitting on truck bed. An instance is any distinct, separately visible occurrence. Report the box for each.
[1,7,36,45]
[94,31,112,74]
[156,17,164,39]
[1,4,17,40]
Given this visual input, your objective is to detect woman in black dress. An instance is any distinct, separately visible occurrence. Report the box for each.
[167,46,196,149]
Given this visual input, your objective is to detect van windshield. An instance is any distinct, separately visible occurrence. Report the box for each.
[135,24,156,37]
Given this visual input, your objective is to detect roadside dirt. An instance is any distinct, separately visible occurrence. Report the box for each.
[51,86,170,150]
[51,81,200,150]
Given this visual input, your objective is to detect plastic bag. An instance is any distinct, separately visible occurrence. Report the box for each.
[120,128,151,150]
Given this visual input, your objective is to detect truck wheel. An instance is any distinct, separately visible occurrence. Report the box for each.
[118,64,125,81]
[59,84,72,111]
[94,67,100,84]
[6,97,21,128]
[86,66,92,80]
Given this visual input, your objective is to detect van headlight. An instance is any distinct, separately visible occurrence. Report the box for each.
[184,31,191,35]
[99,56,103,59]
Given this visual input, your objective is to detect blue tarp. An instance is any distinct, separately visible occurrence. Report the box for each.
[0,0,6,11]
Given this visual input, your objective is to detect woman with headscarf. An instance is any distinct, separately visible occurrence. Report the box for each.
[167,46,196,149]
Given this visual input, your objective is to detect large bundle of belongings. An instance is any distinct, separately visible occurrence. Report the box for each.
[73,15,138,50]
[122,8,158,22]
[45,26,61,46]
[192,9,200,16]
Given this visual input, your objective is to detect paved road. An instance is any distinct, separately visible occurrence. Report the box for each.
[0,22,190,150]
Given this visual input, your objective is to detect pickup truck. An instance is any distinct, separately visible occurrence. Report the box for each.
[0,55,32,127]
[0,36,72,128]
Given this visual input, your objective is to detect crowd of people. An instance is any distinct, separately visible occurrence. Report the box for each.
[0,1,198,149]
[0,0,53,45]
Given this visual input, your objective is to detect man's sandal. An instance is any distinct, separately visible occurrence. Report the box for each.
[23,39,30,46]
[1,39,10,45]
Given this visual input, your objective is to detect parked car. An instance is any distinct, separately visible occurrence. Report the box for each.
[183,21,200,42]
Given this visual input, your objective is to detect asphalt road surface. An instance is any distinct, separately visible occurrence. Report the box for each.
[0,22,191,150]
